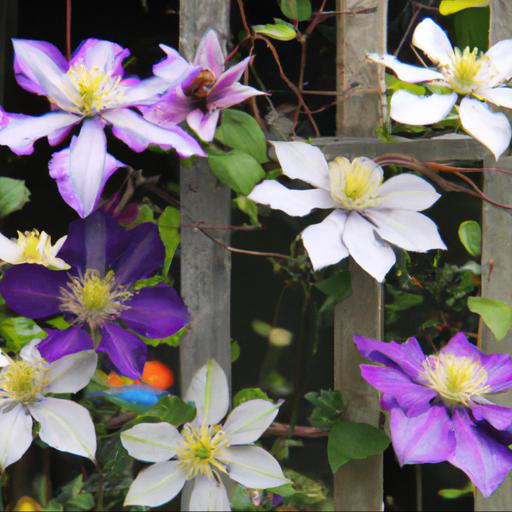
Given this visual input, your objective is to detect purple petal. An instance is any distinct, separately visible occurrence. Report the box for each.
[209,83,264,110]
[0,264,67,319]
[209,57,251,98]
[440,332,482,362]
[390,405,455,465]
[353,335,425,380]
[0,112,80,155]
[193,29,225,77]
[48,124,73,146]
[13,39,67,95]
[143,88,194,128]
[481,352,512,393]
[471,402,512,430]
[449,408,512,497]
[111,222,165,285]
[154,44,201,87]
[120,284,190,338]
[117,77,170,108]
[102,108,206,158]
[360,364,436,416]
[98,322,147,379]
[38,326,94,362]
[186,109,220,142]
[69,38,129,77]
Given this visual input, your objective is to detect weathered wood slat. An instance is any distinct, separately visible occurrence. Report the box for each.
[179,0,232,392]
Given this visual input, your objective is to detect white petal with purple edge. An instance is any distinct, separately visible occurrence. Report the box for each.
[476,86,512,109]
[301,210,349,271]
[193,29,225,77]
[117,77,170,107]
[248,180,337,217]
[209,83,264,110]
[272,140,330,189]
[121,422,181,462]
[412,18,454,67]
[186,109,220,142]
[459,96,511,159]
[390,90,457,125]
[45,350,98,394]
[210,57,251,96]
[154,44,198,86]
[0,404,33,471]
[0,233,23,264]
[378,173,441,211]
[74,39,127,76]
[188,475,231,512]
[485,39,512,87]
[367,53,444,83]
[342,211,396,282]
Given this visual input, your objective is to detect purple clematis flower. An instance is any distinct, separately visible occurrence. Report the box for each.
[144,29,264,142]
[0,38,206,217]
[354,332,512,497]
[0,211,190,380]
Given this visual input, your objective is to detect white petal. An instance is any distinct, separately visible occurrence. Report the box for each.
[29,397,96,460]
[0,404,33,471]
[459,96,511,160]
[272,141,330,189]
[367,209,446,252]
[121,422,181,463]
[117,77,170,107]
[45,350,97,394]
[301,210,349,271]
[378,174,441,211]
[477,87,512,108]
[391,90,457,125]
[0,352,9,367]
[223,399,281,445]
[248,180,337,217]
[367,53,444,83]
[0,233,22,263]
[189,475,231,512]
[412,18,454,67]
[342,212,396,282]
[20,339,43,363]
[485,39,512,86]
[184,360,229,426]
[124,460,187,507]
[223,446,289,489]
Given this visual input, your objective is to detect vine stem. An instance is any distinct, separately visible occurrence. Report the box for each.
[66,0,72,60]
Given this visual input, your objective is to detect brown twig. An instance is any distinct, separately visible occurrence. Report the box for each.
[66,0,72,60]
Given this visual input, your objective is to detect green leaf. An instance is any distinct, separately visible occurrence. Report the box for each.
[138,395,196,426]
[46,316,71,330]
[305,390,343,430]
[233,196,259,226]
[458,220,481,257]
[279,0,312,21]
[327,420,390,472]
[215,109,268,164]
[315,271,351,312]
[468,296,512,341]
[140,325,187,347]
[0,177,30,218]
[208,149,265,195]
[65,493,95,511]
[133,203,155,225]
[385,74,426,96]
[0,316,47,353]
[158,206,180,276]
[453,5,490,50]
[133,275,168,291]
[440,0,488,15]
[252,319,273,338]
[253,22,297,41]
[438,481,474,499]
[233,387,271,408]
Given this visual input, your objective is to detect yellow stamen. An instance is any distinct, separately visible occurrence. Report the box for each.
[14,230,69,270]
[0,358,48,404]
[444,47,489,95]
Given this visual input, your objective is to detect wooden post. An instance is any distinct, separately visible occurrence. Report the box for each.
[179,0,232,391]
[333,1,387,510]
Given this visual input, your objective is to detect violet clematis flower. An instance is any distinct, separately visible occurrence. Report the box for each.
[354,332,512,497]
[0,211,190,380]
[144,30,264,142]
[0,38,206,217]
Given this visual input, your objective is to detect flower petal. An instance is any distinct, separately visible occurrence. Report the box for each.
[481,352,512,393]
[248,180,337,217]
[188,475,230,512]
[367,53,444,83]
[390,90,457,125]
[184,359,229,426]
[485,39,512,86]
[0,404,33,471]
[471,403,512,431]
[459,96,511,160]
[223,399,282,445]
[390,405,455,465]
[70,38,129,77]
[120,284,190,338]
[186,109,220,142]
[378,174,441,211]
[0,264,67,319]
[477,87,512,109]
[342,212,396,282]
[45,349,97,394]
[272,141,330,189]
[449,408,512,497]
[154,44,199,86]
[143,88,194,128]
[209,83,264,110]
[121,422,181,462]
[440,332,482,362]
[29,397,96,460]
[223,446,289,489]
[0,232,23,263]
[301,210,349,271]
[194,29,225,77]
[124,460,187,507]
[0,112,80,156]
[367,209,446,252]
[98,322,147,379]
[117,77,170,108]
[102,108,206,158]
[412,18,454,67]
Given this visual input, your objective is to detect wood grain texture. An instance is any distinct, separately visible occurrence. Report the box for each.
[179,0,232,392]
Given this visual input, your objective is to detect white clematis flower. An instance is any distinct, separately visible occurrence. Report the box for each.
[248,141,446,282]
[0,229,69,270]
[121,360,288,511]
[0,341,97,471]
[368,18,512,159]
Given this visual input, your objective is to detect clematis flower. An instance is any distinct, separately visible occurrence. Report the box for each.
[248,141,445,282]
[0,229,69,269]
[0,340,97,471]
[121,360,289,510]
[144,30,264,142]
[0,38,206,217]
[0,211,190,379]
[354,332,512,497]
[368,18,512,159]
